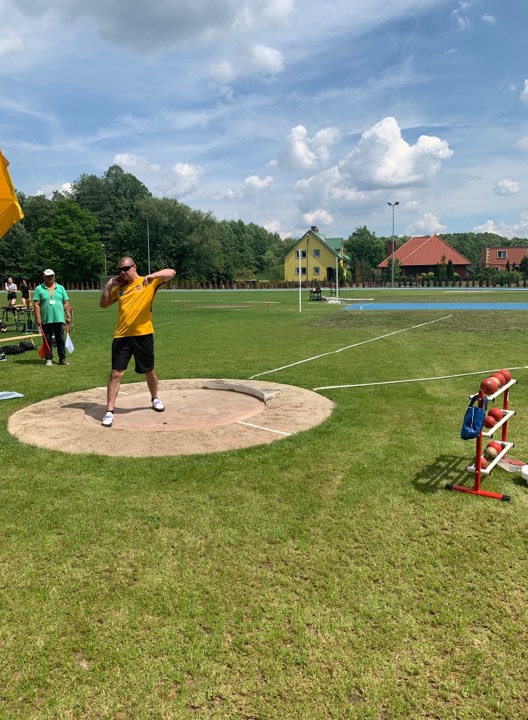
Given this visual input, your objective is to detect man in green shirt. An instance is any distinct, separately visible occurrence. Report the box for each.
[33,269,72,366]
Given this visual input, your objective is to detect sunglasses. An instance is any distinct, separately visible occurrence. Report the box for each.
[117,265,134,273]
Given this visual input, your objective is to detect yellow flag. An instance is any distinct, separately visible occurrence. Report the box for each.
[0,150,24,240]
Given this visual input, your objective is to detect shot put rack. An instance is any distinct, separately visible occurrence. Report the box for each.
[447,377,517,501]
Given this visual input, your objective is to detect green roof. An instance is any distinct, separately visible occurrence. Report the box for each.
[313,232,349,260]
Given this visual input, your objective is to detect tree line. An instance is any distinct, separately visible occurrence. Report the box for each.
[3,164,527,287]
[1,165,289,285]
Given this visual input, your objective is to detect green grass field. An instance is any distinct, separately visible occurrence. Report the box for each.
[1,288,528,719]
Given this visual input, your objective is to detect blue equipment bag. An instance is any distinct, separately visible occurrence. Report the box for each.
[460,395,487,440]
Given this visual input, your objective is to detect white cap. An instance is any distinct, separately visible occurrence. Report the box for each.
[43,269,55,276]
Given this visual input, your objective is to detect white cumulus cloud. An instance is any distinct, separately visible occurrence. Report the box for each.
[407,212,446,235]
[36,182,72,197]
[493,178,522,196]
[278,125,340,171]
[474,215,528,239]
[113,153,160,172]
[245,175,273,190]
[295,165,376,214]
[165,162,203,197]
[263,220,282,235]
[473,220,500,234]
[340,117,453,190]
[302,209,333,227]
[248,43,283,74]
[210,42,283,85]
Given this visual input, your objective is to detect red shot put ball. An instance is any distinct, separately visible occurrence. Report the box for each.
[491,372,506,387]
[488,407,503,422]
[483,414,497,429]
[478,456,489,469]
[488,441,503,453]
[498,369,512,383]
[480,377,500,395]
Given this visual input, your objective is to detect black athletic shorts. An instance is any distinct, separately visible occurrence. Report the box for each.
[111,334,154,374]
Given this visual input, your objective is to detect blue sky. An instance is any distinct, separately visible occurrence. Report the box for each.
[1,0,527,240]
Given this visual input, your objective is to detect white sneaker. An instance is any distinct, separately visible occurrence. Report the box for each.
[152,398,165,412]
[101,411,114,427]
[45,359,53,366]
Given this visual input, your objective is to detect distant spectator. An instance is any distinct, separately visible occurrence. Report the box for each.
[20,279,30,308]
[4,277,17,306]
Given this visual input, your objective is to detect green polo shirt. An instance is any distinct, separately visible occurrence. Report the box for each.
[33,283,69,324]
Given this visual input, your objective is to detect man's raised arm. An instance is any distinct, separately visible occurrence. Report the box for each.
[100,277,118,308]
[142,269,176,286]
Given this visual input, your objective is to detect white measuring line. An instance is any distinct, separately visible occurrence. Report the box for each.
[236,421,291,436]
[314,366,528,391]
[249,315,452,379]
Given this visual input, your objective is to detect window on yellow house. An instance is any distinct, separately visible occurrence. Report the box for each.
[313,249,320,258]
[313,266,320,275]
[295,267,307,275]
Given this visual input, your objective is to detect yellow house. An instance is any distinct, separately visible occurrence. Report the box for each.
[284,226,348,283]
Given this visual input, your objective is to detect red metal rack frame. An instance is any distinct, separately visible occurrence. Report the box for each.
[447,379,516,501]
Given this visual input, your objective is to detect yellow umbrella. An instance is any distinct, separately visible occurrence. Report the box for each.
[0,149,24,240]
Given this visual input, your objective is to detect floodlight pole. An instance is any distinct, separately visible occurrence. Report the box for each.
[146,217,151,275]
[387,201,399,288]
[335,255,339,300]
[102,243,107,276]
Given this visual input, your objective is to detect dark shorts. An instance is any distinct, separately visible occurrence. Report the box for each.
[7,292,16,301]
[111,334,154,374]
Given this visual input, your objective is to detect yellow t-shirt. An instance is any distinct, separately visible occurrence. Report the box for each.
[110,277,163,338]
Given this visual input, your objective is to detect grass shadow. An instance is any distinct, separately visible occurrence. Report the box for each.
[412,454,469,493]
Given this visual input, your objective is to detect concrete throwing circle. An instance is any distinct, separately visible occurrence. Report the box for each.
[8,378,335,457]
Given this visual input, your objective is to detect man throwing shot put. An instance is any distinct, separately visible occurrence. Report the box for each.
[99,256,176,428]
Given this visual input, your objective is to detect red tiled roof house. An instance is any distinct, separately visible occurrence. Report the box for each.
[378,234,471,278]
[479,246,528,271]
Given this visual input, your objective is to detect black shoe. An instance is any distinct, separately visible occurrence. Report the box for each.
[59,359,70,366]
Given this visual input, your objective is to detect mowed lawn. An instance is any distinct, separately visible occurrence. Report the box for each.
[1,288,528,719]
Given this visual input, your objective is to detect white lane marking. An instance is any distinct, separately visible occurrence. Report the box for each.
[314,366,528,391]
[236,421,291,436]
[249,315,452,379]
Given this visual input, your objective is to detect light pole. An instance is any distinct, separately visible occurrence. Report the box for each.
[387,201,399,288]
[146,217,151,275]
[102,243,107,276]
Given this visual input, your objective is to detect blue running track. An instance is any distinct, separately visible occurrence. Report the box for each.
[344,302,528,311]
